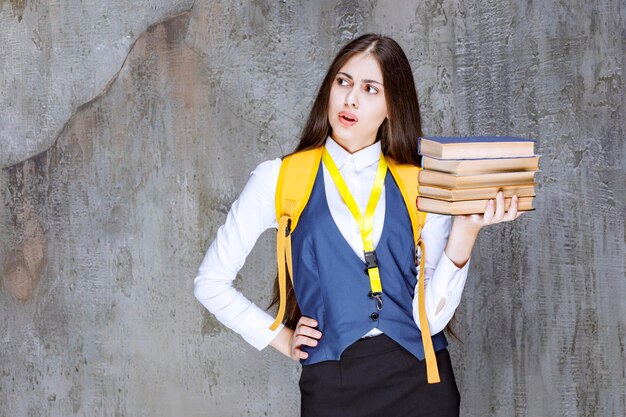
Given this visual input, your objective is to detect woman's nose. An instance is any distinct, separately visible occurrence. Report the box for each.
[344,89,358,108]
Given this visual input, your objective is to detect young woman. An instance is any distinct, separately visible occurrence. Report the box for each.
[194,33,523,417]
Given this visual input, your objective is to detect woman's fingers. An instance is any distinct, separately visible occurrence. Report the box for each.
[296,318,321,339]
[484,192,526,224]
[294,323,322,346]
[291,316,322,360]
[299,316,318,329]
[493,191,505,222]
[295,334,319,347]
[483,198,495,224]
[296,323,322,339]
[500,194,526,222]
[467,192,525,230]
[292,334,318,359]
[502,195,519,221]
[293,336,317,359]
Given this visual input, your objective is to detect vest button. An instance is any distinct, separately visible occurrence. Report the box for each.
[370,312,379,320]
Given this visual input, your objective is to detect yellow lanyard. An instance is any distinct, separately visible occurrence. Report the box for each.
[322,147,387,309]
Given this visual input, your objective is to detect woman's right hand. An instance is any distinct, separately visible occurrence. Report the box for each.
[289,316,323,361]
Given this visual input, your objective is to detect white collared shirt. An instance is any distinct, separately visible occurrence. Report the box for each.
[194,135,471,351]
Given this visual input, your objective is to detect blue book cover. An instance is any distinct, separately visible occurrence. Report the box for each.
[419,136,536,145]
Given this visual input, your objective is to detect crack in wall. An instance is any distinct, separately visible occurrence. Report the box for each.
[1,9,195,171]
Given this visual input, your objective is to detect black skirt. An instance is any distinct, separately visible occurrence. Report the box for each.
[299,333,460,417]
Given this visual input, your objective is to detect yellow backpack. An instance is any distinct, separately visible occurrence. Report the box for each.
[268,145,441,383]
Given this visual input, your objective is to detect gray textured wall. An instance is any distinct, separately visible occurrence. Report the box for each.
[1,1,624,416]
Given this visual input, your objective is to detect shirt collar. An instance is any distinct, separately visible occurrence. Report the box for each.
[324,135,382,172]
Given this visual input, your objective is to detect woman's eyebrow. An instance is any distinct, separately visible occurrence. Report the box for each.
[337,71,384,87]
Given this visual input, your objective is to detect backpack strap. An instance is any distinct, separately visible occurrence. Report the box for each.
[386,157,426,245]
[387,157,440,384]
[269,146,323,331]
[268,149,440,384]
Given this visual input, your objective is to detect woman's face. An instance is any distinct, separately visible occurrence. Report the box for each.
[327,52,388,152]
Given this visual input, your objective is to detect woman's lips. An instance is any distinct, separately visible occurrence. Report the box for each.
[339,112,358,126]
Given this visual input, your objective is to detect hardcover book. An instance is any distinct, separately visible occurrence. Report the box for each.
[417,196,535,215]
[421,155,540,175]
[418,183,536,202]
[418,170,537,189]
[418,136,536,159]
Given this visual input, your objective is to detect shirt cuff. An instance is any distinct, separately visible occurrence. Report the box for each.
[226,300,286,351]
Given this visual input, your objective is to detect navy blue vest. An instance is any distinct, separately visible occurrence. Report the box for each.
[291,162,448,365]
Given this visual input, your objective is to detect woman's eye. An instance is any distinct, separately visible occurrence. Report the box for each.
[366,85,378,94]
[337,78,349,86]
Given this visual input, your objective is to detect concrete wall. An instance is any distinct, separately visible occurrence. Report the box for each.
[1,0,624,416]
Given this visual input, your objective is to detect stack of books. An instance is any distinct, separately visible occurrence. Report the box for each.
[416,136,539,215]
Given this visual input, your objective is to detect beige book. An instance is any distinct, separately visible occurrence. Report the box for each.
[419,137,536,159]
[418,184,536,201]
[421,155,540,175]
[418,170,537,189]
[417,196,535,215]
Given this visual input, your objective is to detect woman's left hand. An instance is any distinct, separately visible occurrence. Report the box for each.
[453,191,524,231]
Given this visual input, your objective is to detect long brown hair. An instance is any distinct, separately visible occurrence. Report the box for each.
[267,33,461,342]
[286,34,423,162]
